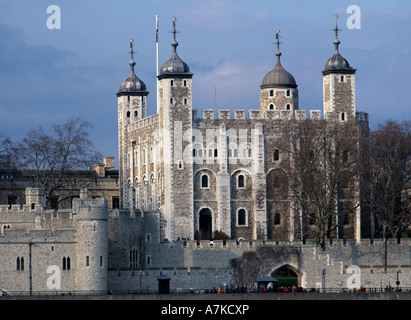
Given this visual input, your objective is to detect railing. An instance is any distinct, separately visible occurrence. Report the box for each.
[2,287,411,297]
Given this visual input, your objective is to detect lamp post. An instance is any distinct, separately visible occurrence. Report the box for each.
[396,270,400,291]
[139,270,142,293]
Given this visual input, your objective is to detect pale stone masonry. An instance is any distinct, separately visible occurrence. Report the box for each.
[117,20,368,243]
[1,18,409,295]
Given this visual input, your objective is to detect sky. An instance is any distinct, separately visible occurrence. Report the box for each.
[0,0,410,167]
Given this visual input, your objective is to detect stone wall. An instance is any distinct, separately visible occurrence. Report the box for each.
[131,239,411,292]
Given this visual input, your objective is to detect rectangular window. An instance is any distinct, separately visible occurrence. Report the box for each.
[112,196,120,209]
[100,256,103,267]
[86,256,89,267]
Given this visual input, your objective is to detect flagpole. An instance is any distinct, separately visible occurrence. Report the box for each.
[156,15,159,114]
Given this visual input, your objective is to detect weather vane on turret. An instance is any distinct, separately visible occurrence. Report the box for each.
[129,39,137,61]
[169,16,180,42]
[330,14,342,51]
[275,28,282,53]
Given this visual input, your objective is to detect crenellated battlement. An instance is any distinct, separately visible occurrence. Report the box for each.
[0,226,77,242]
[126,113,159,131]
[158,238,411,251]
[193,108,361,121]
[191,108,369,124]
[0,203,46,214]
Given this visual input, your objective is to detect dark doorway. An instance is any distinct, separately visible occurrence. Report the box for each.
[271,265,299,288]
[198,208,212,240]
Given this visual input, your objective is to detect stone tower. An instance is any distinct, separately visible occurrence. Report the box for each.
[260,29,298,117]
[117,40,149,209]
[157,17,194,240]
[73,189,108,293]
[25,188,46,210]
[322,15,356,122]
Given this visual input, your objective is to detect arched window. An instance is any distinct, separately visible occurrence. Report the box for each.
[237,209,246,226]
[237,174,245,188]
[201,174,209,189]
[17,257,24,271]
[286,104,291,110]
[184,98,188,105]
[269,104,274,110]
[286,89,291,97]
[274,149,280,161]
[126,111,130,118]
[269,90,274,97]
[134,111,138,117]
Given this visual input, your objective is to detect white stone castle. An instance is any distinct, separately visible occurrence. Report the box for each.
[117,17,368,242]
[1,16,410,295]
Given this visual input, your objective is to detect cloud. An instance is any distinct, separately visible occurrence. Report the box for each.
[0,23,117,157]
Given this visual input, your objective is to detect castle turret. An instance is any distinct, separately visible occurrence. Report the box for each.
[117,39,149,208]
[157,17,194,240]
[25,187,46,210]
[322,14,356,121]
[73,189,108,293]
[260,29,298,117]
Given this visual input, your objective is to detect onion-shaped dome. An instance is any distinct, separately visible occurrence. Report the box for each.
[323,39,356,75]
[322,15,356,76]
[160,40,191,76]
[117,60,148,96]
[261,51,297,89]
[158,17,192,79]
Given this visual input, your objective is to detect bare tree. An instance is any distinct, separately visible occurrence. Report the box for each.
[364,120,411,272]
[281,119,362,250]
[6,117,102,208]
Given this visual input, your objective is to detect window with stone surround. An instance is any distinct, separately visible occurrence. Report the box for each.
[274,149,280,162]
[237,208,247,226]
[201,173,210,189]
[237,174,245,189]
[16,257,24,271]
